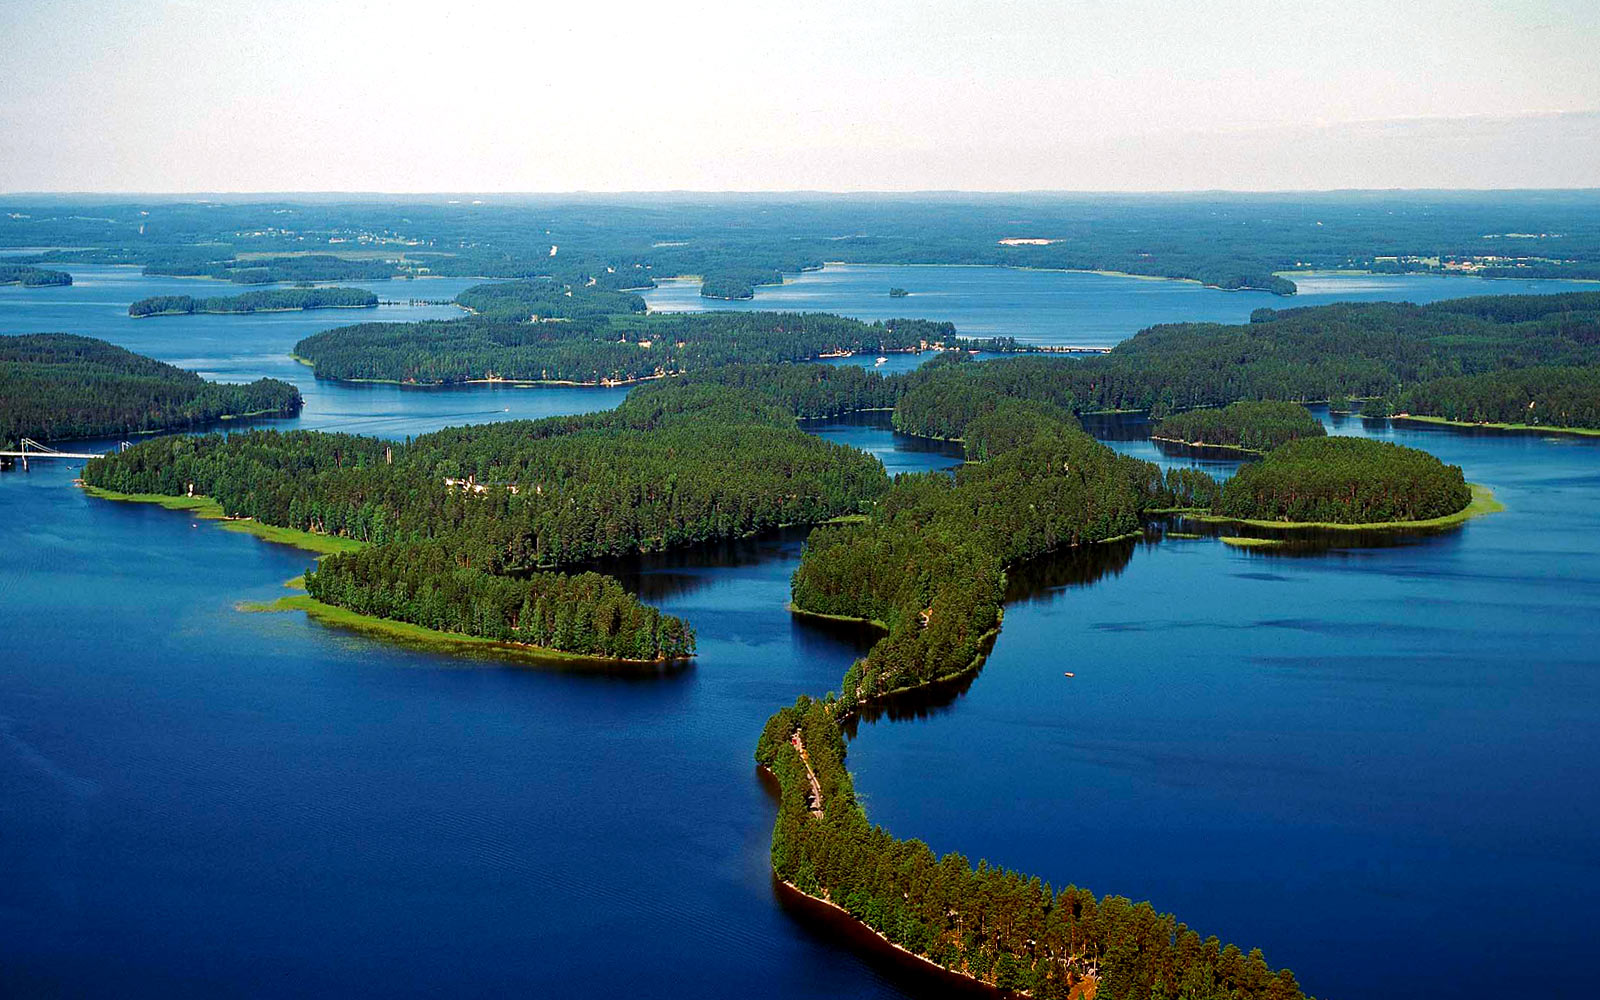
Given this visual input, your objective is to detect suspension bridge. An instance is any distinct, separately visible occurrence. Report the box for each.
[0,438,128,470]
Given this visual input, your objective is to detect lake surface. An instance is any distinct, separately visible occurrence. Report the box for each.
[3,264,1599,997]
[643,264,1600,348]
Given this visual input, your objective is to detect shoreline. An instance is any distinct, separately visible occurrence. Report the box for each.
[131,303,377,319]
[1148,434,1263,455]
[1390,414,1600,439]
[243,591,684,667]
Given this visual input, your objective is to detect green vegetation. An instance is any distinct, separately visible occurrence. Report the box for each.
[81,486,367,555]
[80,383,887,660]
[0,334,301,448]
[1153,401,1325,452]
[754,380,1297,997]
[1213,437,1472,524]
[306,541,694,660]
[1381,365,1600,432]
[246,593,635,665]
[0,263,71,286]
[1202,483,1502,532]
[128,287,377,317]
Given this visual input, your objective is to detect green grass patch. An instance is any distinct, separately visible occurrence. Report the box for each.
[1221,536,1286,549]
[82,486,365,555]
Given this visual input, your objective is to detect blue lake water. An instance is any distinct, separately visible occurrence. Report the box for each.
[3,263,1599,997]
[643,264,1600,348]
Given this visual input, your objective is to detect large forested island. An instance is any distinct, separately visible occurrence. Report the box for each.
[128,287,378,317]
[0,334,301,449]
[293,279,954,384]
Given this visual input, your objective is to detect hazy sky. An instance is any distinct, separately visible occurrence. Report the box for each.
[3,0,1599,192]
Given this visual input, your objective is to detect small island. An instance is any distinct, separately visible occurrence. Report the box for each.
[0,263,71,287]
[1152,400,1325,452]
[128,287,378,317]
[1378,364,1600,435]
[888,286,908,297]
[1208,436,1477,526]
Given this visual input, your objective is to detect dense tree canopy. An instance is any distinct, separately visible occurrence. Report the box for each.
[128,287,377,316]
[0,334,300,449]
[1214,437,1471,524]
[1153,401,1325,452]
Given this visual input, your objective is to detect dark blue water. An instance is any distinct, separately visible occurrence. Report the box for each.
[643,264,1600,348]
[4,264,1599,997]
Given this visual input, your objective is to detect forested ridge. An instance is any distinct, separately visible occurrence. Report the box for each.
[128,287,377,317]
[753,373,1301,998]
[82,383,887,659]
[1213,437,1472,524]
[0,334,301,449]
[1153,401,1325,452]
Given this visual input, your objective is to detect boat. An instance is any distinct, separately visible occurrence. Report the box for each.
[874,356,888,365]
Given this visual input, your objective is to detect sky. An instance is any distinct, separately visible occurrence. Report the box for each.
[2,0,1599,192]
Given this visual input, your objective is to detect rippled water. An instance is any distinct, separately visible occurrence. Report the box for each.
[3,265,1598,997]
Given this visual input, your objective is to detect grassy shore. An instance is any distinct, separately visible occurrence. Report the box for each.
[81,486,364,555]
[1392,414,1600,438]
[238,592,651,665]
[1188,483,1504,532]
[1220,536,1285,549]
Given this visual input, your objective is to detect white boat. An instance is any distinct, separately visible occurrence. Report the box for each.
[874,356,888,365]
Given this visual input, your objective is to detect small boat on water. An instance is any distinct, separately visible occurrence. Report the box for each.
[1063,672,1075,678]
[874,356,888,365]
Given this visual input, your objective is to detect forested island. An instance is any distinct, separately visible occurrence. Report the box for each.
[1153,401,1325,452]
[0,334,301,449]
[293,292,953,385]
[1211,437,1473,525]
[0,263,71,286]
[128,287,378,317]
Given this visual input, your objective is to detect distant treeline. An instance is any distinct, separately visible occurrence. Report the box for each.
[143,254,400,285]
[1375,365,1600,430]
[0,263,71,286]
[0,333,301,449]
[1153,401,1325,452]
[128,287,378,317]
[1215,437,1471,524]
